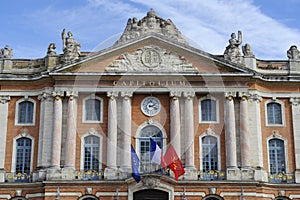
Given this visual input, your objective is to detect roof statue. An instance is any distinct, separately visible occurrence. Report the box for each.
[242,43,254,57]
[47,43,57,56]
[224,31,243,63]
[115,9,188,45]
[287,45,300,61]
[61,29,81,63]
[0,45,13,59]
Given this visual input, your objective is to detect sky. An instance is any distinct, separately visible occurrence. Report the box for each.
[0,0,299,60]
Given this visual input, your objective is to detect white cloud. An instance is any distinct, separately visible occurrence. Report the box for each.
[9,0,300,59]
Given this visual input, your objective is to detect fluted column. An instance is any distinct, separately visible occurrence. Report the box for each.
[183,91,196,170]
[106,91,118,170]
[290,97,300,183]
[240,95,251,168]
[0,96,10,182]
[170,91,181,158]
[64,91,78,169]
[51,91,64,168]
[225,93,237,169]
[120,91,133,172]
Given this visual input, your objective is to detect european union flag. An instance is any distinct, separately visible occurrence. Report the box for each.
[131,145,141,183]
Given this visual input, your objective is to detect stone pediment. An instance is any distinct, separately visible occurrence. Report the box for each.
[105,45,197,73]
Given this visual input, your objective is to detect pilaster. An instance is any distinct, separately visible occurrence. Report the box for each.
[0,96,10,182]
[35,92,54,181]
[290,97,300,183]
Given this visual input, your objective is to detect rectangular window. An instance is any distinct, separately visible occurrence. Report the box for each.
[201,99,217,122]
[85,99,102,122]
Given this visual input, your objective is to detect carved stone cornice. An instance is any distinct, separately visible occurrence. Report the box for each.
[290,97,300,106]
[106,45,196,73]
[0,95,10,104]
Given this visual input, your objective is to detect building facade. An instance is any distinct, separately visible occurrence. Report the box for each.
[1,9,300,200]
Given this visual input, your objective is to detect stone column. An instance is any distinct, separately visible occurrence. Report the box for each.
[0,96,10,182]
[120,91,133,174]
[62,91,78,180]
[240,95,251,168]
[290,97,300,183]
[47,91,63,180]
[225,93,237,170]
[104,91,119,180]
[183,91,197,180]
[170,91,181,158]
[35,92,53,181]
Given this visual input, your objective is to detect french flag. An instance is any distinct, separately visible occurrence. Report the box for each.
[150,138,165,167]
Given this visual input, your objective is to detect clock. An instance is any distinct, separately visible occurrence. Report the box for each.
[141,96,161,116]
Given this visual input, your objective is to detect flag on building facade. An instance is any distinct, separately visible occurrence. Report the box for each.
[150,138,163,166]
[164,144,185,181]
[131,145,141,183]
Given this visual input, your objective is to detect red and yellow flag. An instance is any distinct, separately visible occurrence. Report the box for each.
[164,144,185,181]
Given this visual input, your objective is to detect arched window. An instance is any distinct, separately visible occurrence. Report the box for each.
[202,136,218,171]
[83,97,103,123]
[267,102,282,125]
[202,194,224,200]
[84,135,100,171]
[16,137,32,174]
[78,195,98,200]
[274,197,291,200]
[269,139,285,174]
[17,100,34,125]
[201,99,217,122]
[10,197,28,200]
[139,125,163,172]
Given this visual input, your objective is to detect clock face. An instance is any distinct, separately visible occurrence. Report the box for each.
[141,96,161,116]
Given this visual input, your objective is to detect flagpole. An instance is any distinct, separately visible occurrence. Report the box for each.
[114,186,119,200]
[182,187,187,200]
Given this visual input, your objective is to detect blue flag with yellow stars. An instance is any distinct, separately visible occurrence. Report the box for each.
[131,145,141,183]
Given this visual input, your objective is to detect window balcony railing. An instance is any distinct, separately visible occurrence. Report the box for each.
[76,170,103,181]
[6,172,32,183]
[198,170,225,181]
[268,173,294,184]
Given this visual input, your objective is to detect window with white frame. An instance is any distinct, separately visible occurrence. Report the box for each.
[269,138,286,174]
[84,135,100,171]
[15,137,32,174]
[199,97,218,123]
[202,136,218,171]
[16,99,35,125]
[83,97,103,123]
[267,102,283,125]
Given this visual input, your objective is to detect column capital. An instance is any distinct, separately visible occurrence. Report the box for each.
[66,90,78,100]
[225,92,236,100]
[170,90,182,99]
[183,91,195,99]
[107,91,119,100]
[0,95,10,104]
[120,91,133,99]
[38,92,53,102]
[290,97,300,106]
[52,91,64,100]
[248,93,262,102]
[238,92,250,100]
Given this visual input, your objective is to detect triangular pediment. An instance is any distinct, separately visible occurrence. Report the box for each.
[51,35,254,76]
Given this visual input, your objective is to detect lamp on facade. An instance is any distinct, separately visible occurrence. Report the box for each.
[55,187,60,200]
[241,187,246,200]
[114,186,119,200]
[183,187,187,200]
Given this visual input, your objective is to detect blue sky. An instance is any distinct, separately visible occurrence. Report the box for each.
[0,0,299,59]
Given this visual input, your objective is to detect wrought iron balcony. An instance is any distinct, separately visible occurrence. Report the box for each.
[6,172,32,183]
[198,170,225,181]
[76,170,103,181]
[268,173,294,184]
